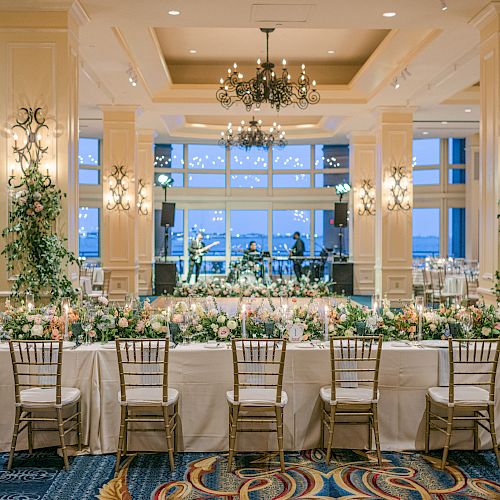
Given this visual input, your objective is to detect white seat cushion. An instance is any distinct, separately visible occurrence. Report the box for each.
[320,385,378,404]
[118,387,179,407]
[226,388,288,407]
[20,387,81,408]
[427,386,491,406]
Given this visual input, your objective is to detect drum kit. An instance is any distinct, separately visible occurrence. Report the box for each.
[227,259,263,284]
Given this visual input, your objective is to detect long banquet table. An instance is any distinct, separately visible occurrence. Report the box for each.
[0,341,498,454]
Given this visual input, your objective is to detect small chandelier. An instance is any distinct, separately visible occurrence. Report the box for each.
[216,28,320,112]
[218,117,287,149]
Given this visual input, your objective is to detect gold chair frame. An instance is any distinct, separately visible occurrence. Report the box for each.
[8,339,82,470]
[321,335,383,465]
[115,338,178,474]
[425,338,500,469]
[228,338,287,472]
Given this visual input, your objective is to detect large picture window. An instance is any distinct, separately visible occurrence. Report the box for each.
[230,210,268,255]
[272,210,310,256]
[78,207,100,258]
[413,208,440,258]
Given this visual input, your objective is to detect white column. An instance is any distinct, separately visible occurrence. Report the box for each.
[374,109,414,300]
[465,134,480,262]
[350,133,376,295]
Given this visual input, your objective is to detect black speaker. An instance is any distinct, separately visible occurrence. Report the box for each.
[334,202,348,227]
[160,202,175,227]
[329,262,353,295]
[154,263,177,295]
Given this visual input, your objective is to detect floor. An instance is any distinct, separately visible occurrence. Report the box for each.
[1,448,499,499]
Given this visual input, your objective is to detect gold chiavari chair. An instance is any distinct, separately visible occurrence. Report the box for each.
[115,338,179,474]
[8,340,82,470]
[464,270,480,306]
[425,338,500,469]
[227,338,287,472]
[320,335,383,465]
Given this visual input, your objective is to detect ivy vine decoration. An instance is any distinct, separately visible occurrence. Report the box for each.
[1,107,79,302]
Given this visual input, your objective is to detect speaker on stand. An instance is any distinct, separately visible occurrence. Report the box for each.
[334,202,348,259]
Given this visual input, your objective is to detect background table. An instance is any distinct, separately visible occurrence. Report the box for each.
[0,342,498,454]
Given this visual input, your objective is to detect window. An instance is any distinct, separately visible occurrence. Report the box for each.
[78,207,100,258]
[315,209,347,255]
[448,138,466,184]
[230,174,268,189]
[78,138,100,166]
[230,148,268,170]
[273,145,310,170]
[412,208,440,258]
[315,172,349,188]
[273,173,311,188]
[314,145,349,169]
[187,145,225,169]
[188,173,225,188]
[230,210,268,255]
[154,144,184,169]
[448,207,465,258]
[188,210,226,256]
[272,210,310,256]
[154,209,184,257]
[79,168,100,185]
[412,138,440,186]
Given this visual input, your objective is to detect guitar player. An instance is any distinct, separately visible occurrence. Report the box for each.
[187,232,205,283]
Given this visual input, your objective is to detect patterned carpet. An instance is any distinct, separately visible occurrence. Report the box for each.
[1,448,500,499]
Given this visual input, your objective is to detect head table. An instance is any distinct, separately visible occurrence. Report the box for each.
[0,340,498,455]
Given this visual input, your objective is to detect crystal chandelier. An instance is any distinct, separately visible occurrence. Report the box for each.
[216,28,320,112]
[218,117,287,149]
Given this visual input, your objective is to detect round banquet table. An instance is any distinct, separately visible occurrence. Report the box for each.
[0,341,498,454]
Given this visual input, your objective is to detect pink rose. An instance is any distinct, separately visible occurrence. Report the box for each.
[34,202,43,213]
[136,320,145,333]
[218,326,230,338]
[51,330,61,340]
[118,317,129,328]
[89,330,96,338]
[172,313,183,323]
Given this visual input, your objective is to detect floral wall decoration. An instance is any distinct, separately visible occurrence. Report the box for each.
[2,107,79,302]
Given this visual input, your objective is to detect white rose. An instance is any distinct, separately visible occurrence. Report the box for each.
[345,328,354,337]
[196,324,203,332]
[211,323,218,332]
[22,324,30,333]
[217,315,226,324]
[482,327,491,337]
[151,321,162,332]
[385,311,394,320]
[340,314,347,323]
[429,324,436,332]
[98,296,108,306]
[31,324,44,337]
[227,320,237,331]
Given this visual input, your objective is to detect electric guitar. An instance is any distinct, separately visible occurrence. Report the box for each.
[191,241,220,264]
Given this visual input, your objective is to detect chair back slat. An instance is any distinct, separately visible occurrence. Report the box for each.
[448,338,500,404]
[115,338,169,403]
[329,336,383,401]
[231,338,286,404]
[9,340,63,405]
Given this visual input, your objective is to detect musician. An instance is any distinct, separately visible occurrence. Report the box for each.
[187,232,205,283]
[242,241,263,279]
[290,231,305,280]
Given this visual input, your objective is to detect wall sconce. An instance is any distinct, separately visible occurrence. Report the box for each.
[137,178,148,215]
[106,164,130,211]
[387,164,411,211]
[358,179,375,216]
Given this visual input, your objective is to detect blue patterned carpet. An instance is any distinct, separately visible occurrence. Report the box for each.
[1,448,500,499]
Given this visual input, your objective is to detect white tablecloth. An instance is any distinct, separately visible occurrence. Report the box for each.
[0,342,498,454]
[443,275,467,297]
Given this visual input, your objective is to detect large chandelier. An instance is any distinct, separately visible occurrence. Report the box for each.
[216,28,320,112]
[218,117,287,149]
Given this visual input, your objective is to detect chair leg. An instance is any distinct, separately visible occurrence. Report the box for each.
[56,407,69,470]
[424,396,430,453]
[368,415,373,451]
[488,404,500,467]
[440,406,454,470]
[227,405,239,471]
[372,404,382,466]
[275,406,285,473]
[115,406,126,475]
[76,402,82,452]
[7,406,22,470]
[325,405,337,464]
[319,404,324,450]
[173,401,179,453]
[122,407,128,458]
[162,406,175,471]
[27,413,33,454]
[473,411,479,453]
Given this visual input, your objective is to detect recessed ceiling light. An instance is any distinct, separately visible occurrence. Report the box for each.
[464,108,472,113]
[168,9,180,16]
[383,12,397,17]
[422,131,429,135]
[441,121,448,124]
[327,50,335,54]
[189,49,197,54]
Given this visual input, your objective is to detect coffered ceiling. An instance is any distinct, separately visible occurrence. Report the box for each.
[14,0,486,143]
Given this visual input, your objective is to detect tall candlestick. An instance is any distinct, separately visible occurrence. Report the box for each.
[415,296,424,341]
[61,297,70,341]
[242,304,247,338]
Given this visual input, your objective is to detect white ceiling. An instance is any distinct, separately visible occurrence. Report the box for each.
[69,0,489,142]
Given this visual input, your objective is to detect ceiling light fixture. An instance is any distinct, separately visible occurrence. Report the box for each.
[218,117,287,150]
[441,121,448,124]
[464,108,472,113]
[440,0,448,12]
[422,131,429,135]
[189,49,197,54]
[391,77,400,90]
[327,50,336,54]
[383,12,397,17]
[216,27,320,112]
[127,65,138,87]
[168,9,180,15]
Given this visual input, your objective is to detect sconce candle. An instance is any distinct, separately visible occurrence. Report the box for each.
[25,292,34,311]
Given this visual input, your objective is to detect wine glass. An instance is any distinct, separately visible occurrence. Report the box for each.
[179,313,192,345]
[461,310,473,339]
